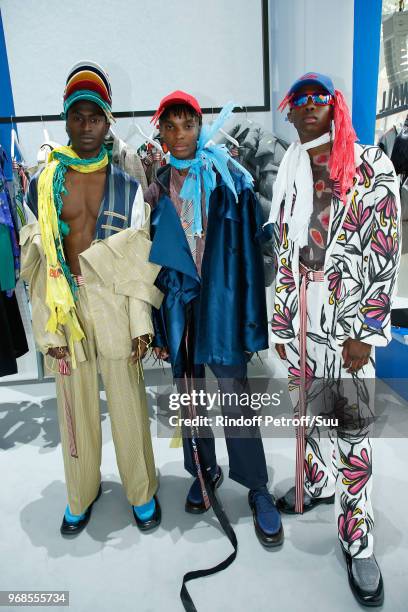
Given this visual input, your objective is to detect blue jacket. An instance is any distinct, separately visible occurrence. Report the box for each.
[146,164,269,377]
[145,166,268,377]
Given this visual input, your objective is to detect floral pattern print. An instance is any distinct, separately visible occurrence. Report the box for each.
[340,446,372,496]
[371,229,398,260]
[271,145,401,348]
[360,291,390,324]
[276,260,296,294]
[304,452,324,486]
[338,498,365,544]
[271,144,399,559]
[356,157,375,187]
[343,198,371,232]
[271,304,294,338]
[328,269,343,304]
[376,188,397,225]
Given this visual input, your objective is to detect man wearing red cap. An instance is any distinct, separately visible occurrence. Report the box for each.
[145,91,284,547]
[22,62,162,536]
[267,72,401,606]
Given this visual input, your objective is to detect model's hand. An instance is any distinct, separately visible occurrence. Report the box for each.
[47,346,69,360]
[342,338,371,373]
[130,334,152,364]
[153,346,170,362]
[275,343,287,360]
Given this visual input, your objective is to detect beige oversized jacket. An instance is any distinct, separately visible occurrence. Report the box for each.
[20,204,163,364]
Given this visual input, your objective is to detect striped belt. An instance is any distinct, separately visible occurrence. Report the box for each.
[295,263,325,513]
[72,274,85,287]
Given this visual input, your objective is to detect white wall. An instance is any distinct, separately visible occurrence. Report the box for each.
[270,0,355,142]
[2,1,356,163]
[1,0,272,165]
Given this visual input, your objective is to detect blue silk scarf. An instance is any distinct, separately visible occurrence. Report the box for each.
[169,102,254,236]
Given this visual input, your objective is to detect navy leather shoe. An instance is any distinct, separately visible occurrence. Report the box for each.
[248,486,284,548]
[185,466,223,514]
[60,485,102,537]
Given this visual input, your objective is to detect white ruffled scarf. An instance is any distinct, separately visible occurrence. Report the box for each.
[267,132,331,247]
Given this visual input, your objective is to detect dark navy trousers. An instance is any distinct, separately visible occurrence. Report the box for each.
[182,362,269,490]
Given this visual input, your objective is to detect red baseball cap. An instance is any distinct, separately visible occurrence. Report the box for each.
[151,90,202,124]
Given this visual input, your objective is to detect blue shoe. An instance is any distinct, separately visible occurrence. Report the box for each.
[248,486,284,548]
[185,466,223,514]
[60,485,102,537]
[132,495,161,532]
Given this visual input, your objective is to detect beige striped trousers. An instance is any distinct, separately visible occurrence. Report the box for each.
[55,285,157,515]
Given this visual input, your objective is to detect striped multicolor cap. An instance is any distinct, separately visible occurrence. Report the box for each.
[63,61,114,122]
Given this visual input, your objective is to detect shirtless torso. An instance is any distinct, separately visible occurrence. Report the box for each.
[61,167,107,275]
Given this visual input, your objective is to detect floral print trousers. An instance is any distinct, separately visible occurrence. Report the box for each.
[285,279,374,559]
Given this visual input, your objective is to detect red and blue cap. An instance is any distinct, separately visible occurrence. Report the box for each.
[279,72,336,112]
[288,72,335,96]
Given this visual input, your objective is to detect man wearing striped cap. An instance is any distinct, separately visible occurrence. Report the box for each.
[22,61,162,536]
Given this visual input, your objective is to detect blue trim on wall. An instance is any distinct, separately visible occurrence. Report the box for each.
[0,9,16,179]
[352,0,382,145]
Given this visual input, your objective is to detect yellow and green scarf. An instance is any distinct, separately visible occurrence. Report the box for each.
[38,145,109,366]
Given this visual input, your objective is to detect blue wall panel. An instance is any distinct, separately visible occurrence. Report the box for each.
[0,9,16,179]
[352,0,383,144]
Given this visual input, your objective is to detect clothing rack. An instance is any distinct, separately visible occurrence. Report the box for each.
[0,104,269,125]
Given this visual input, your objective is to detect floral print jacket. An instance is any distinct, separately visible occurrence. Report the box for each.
[270,144,401,348]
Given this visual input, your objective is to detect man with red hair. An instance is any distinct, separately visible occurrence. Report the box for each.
[268,73,400,606]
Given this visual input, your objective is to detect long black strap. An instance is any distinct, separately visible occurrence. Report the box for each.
[179,306,238,612]
[180,457,238,612]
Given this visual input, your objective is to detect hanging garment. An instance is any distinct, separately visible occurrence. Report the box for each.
[219,120,289,285]
[378,121,408,242]
[37,140,61,167]
[0,290,29,377]
[25,140,62,178]
[106,134,148,193]
[10,159,29,230]
[0,146,20,288]
[137,140,167,186]
[378,125,397,158]
[0,224,15,291]
[391,117,408,175]
[0,146,28,377]
[399,176,408,224]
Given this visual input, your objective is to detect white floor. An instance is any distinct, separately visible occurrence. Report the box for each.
[1,357,408,612]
